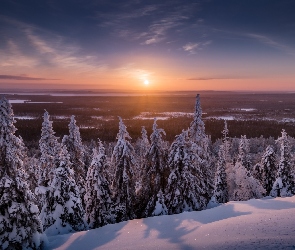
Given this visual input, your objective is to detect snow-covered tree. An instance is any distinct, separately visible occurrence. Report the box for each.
[237,135,251,171]
[271,130,295,197]
[165,130,208,214]
[222,120,230,162]
[62,115,86,202]
[189,94,213,203]
[38,110,59,188]
[252,163,264,184]
[211,145,229,204]
[260,145,277,196]
[111,117,136,222]
[84,140,112,228]
[135,126,150,178]
[141,118,168,217]
[0,97,45,249]
[39,144,86,236]
[151,190,168,216]
[229,135,265,201]
[23,155,40,195]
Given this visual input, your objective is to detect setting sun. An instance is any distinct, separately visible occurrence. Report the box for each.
[144,79,149,85]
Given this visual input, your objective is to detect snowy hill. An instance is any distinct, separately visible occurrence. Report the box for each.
[48,196,295,250]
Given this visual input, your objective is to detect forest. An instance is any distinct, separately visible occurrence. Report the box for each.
[0,94,294,249]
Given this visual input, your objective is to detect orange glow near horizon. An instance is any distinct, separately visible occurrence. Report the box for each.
[1,51,295,91]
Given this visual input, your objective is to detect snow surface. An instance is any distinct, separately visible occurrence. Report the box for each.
[8,99,30,103]
[14,116,36,120]
[206,116,235,121]
[48,196,295,250]
[133,112,194,120]
[240,108,256,112]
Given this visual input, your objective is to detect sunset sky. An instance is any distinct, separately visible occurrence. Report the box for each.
[1,0,295,91]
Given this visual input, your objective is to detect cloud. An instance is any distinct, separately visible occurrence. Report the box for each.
[0,18,107,76]
[97,2,197,45]
[0,75,60,80]
[183,43,199,54]
[183,40,212,54]
[23,28,106,72]
[0,40,38,67]
[210,27,295,56]
[141,14,188,45]
[187,76,249,80]
[247,33,295,56]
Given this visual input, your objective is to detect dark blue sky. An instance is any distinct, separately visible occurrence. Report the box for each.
[1,0,295,91]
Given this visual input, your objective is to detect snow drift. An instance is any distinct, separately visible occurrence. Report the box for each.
[48,196,295,250]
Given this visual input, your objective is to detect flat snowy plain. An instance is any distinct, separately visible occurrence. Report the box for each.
[48,196,295,250]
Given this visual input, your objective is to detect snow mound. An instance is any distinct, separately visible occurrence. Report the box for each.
[48,196,295,250]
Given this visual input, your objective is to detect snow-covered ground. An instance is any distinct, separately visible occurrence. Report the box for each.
[48,196,295,250]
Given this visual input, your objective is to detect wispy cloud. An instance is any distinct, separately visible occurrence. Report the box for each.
[23,28,106,72]
[0,74,60,80]
[141,14,188,45]
[0,17,107,75]
[0,40,38,67]
[183,40,212,54]
[211,27,295,56]
[183,43,199,54]
[247,33,295,56]
[97,2,197,46]
[187,75,250,80]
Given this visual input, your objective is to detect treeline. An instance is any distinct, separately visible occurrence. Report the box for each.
[0,95,295,249]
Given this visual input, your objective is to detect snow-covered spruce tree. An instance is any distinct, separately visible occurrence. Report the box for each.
[62,115,86,203]
[111,117,136,222]
[222,120,230,163]
[165,130,208,214]
[39,143,86,236]
[237,135,251,171]
[211,145,229,204]
[151,189,168,216]
[134,126,150,195]
[230,136,265,201]
[135,126,150,178]
[252,163,264,184]
[141,118,168,217]
[38,110,59,189]
[260,145,277,196]
[0,97,45,249]
[84,140,112,228]
[188,94,213,203]
[23,155,40,195]
[271,130,295,197]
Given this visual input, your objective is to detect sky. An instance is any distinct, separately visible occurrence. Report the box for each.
[1,0,295,91]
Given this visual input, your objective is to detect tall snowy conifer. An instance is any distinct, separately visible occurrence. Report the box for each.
[222,120,230,162]
[230,136,265,201]
[38,110,59,188]
[165,130,208,214]
[38,111,85,235]
[271,130,295,197]
[111,117,136,222]
[0,97,45,249]
[237,135,251,171]
[39,144,86,235]
[140,118,168,217]
[84,140,112,228]
[211,145,229,203]
[134,126,150,216]
[62,115,86,202]
[189,94,213,203]
[260,145,277,196]
[136,126,150,178]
